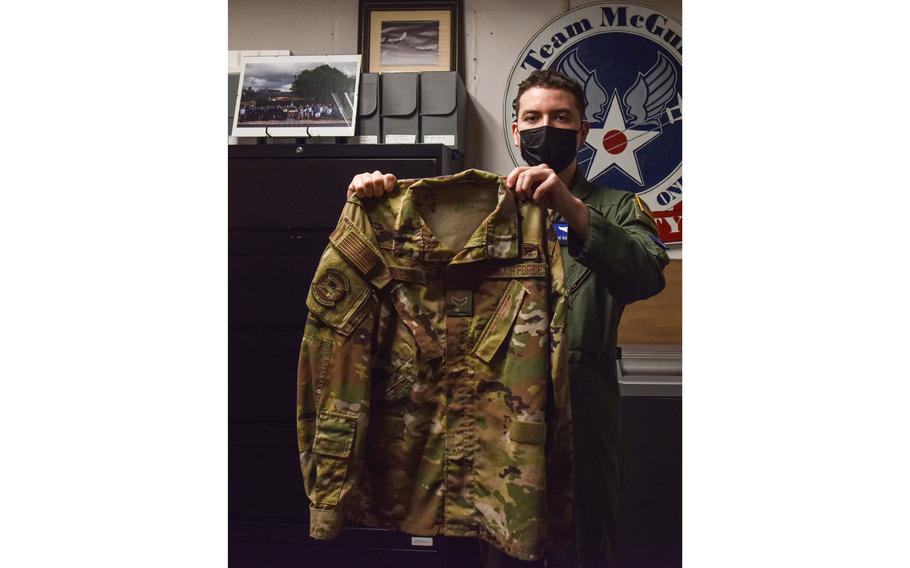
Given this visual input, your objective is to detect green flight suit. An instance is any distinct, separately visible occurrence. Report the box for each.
[552,170,670,567]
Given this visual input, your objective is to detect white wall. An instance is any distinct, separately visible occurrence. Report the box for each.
[228,0,681,174]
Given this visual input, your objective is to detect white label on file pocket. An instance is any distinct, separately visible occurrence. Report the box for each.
[423,134,455,145]
[385,134,417,143]
[411,536,434,547]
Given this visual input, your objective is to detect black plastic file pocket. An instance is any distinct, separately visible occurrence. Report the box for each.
[472,280,528,363]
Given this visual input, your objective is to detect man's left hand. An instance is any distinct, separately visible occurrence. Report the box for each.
[505,164,590,240]
[505,164,571,211]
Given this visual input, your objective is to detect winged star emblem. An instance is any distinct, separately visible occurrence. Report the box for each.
[622,53,678,128]
[556,50,609,123]
[556,50,681,185]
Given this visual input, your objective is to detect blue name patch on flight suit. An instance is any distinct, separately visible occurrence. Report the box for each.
[553,223,569,244]
[649,233,669,251]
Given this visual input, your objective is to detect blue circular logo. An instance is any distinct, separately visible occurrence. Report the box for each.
[552,32,681,193]
[504,3,683,243]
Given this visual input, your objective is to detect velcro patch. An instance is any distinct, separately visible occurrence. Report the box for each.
[389,266,429,285]
[520,243,540,259]
[553,223,569,244]
[509,420,546,445]
[378,417,405,439]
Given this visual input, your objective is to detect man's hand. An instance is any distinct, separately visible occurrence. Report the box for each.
[505,164,573,211]
[505,164,590,240]
[347,170,397,198]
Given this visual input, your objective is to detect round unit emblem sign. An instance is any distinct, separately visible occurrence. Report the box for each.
[504,3,682,244]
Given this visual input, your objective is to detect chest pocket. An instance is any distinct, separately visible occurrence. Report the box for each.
[563,249,592,297]
[389,283,444,361]
[375,317,419,401]
[472,280,528,363]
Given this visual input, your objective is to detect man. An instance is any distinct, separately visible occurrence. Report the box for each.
[345,70,669,567]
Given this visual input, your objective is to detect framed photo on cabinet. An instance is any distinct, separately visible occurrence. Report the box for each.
[231,54,362,137]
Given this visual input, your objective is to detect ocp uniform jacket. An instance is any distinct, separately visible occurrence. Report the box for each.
[296,169,573,561]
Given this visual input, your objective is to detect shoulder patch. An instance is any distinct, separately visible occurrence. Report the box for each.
[634,195,655,220]
[330,218,381,276]
[313,268,351,307]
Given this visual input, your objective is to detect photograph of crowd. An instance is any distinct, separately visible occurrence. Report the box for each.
[238,101,343,124]
[232,55,361,136]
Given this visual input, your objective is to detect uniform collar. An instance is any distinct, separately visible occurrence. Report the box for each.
[568,167,596,201]
[393,169,520,263]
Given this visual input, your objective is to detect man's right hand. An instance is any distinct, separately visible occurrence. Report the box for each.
[347,170,397,198]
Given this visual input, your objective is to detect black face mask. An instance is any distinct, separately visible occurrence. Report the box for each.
[518,125,581,173]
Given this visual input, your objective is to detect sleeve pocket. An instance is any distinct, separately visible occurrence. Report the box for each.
[314,412,357,458]
[472,280,528,363]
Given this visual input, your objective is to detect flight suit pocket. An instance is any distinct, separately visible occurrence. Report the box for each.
[472,280,528,363]
[313,411,358,506]
[567,264,592,297]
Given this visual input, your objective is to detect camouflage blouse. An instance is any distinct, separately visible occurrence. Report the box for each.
[296,169,572,561]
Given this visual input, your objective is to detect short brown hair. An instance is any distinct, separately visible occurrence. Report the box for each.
[512,69,586,120]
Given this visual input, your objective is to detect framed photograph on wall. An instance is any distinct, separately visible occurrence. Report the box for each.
[359,1,462,76]
[231,54,362,137]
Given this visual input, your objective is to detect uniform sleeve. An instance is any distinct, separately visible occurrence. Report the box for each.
[296,199,384,540]
[544,215,574,552]
[566,193,669,304]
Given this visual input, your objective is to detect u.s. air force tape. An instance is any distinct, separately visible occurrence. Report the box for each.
[486,263,547,279]
[553,223,569,244]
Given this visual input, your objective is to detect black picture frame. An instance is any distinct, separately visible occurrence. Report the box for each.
[358,0,463,80]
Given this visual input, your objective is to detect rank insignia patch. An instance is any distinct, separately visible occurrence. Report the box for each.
[446,290,474,317]
[313,268,351,307]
